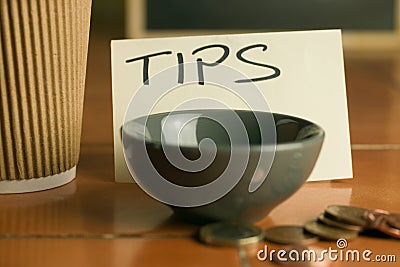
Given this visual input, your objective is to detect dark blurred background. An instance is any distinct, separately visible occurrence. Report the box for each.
[147,0,395,31]
[91,0,397,36]
[81,0,125,147]
[91,0,125,37]
[82,0,399,147]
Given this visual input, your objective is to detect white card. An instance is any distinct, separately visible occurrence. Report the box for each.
[111,29,352,183]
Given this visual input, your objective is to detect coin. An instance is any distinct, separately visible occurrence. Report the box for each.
[325,205,369,227]
[318,214,363,232]
[199,222,263,247]
[363,209,390,228]
[264,225,319,245]
[272,245,333,267]
[386,214,400,230]
[374,216,400,239]
[304,220,358,241]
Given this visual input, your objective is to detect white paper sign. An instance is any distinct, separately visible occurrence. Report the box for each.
[111,29,352,183]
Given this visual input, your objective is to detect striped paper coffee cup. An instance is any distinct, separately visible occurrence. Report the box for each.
[0,0,92,193]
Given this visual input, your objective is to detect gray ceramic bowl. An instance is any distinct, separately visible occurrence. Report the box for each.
[123,110,324,224]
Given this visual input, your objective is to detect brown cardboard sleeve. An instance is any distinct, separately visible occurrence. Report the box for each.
[0,0,91,185]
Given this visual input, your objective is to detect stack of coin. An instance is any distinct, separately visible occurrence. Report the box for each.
[302,205,367,241]
[198,205,400,249]
[305,205,400,240]
[265,205,400,244]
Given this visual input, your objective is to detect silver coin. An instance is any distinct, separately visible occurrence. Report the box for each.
[264,225,319,245]
[325,205,369,227]
[318,213,363,232]
[304,220,358,241]
[199,222,263,247]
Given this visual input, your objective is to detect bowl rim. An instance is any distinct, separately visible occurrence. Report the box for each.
[123,109,325,151]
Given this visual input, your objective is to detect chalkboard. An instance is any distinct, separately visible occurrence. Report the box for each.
[147,0,396,31]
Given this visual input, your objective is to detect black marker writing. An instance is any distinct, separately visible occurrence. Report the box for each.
[177,53,184,84]
[126,51,172,85]
[125,43,281,86]
[235,44,281,83]
[192,44,229,85]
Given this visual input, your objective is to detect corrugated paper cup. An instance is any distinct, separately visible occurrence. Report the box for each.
[0,0,92,193]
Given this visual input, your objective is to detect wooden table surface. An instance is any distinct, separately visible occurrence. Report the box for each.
[1,33,400,267]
